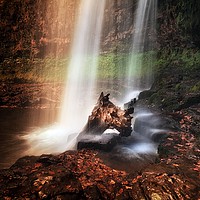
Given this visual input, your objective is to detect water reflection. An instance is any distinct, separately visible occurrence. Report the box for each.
[0,108,58,169]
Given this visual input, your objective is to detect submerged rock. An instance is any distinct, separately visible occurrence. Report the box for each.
[77,133,120,152]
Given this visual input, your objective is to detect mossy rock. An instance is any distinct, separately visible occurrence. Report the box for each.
[148,92,162,105]
[190,81,200,92]
[138,90,156,100]
[161,97,180,111]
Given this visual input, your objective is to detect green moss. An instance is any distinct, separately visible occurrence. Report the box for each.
[97,51,156,79]
[190,81,200,92]
[175,83,182,91]
[149,93,162,104]
[162,98,179,111]
[2,48,199,85]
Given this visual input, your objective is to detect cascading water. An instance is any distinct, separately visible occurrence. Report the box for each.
[75,0,161,167]
[114,0,162,163]
[124,0,157,101]
[60,0,106,134]
[23,0,159,157]
[23,0,106,154]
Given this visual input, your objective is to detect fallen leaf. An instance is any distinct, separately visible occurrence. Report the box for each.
[34,163,42,168]
[193,168,199,171]
[110,180,115,185]
[122,181,128,185]
[116,188,123,196]
[172,164,179,167]
[49,171,55,175]
[125,186,132,190]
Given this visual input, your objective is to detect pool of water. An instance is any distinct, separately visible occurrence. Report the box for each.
[0,103,166,171]
[0,107,59,169]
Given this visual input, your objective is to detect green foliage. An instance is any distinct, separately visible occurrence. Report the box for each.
[0,51,157,83]
[179,50,200,70]
[155,49,200,72]
[97,53,126,79]
[158,0,200,45]
[175,1,200,34]
[97,51,156,79]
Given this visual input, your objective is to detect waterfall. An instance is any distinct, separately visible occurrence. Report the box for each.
[59,0,106,140]
[124,0,157,101]
[23,0,157,155]
[23,0,106,154]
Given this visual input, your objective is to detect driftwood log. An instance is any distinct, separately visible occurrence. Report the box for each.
[80,92,134,137]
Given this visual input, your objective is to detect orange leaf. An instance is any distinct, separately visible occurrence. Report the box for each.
[122,181,128,185]
[193,168,199,171]
[172,164,179,167]
[34,163,42,168]
[110,180,115,185]
[49,171,55,175]
[132,178,137,184]
[116,188,123,196]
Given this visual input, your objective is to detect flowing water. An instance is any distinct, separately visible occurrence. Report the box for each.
[114,0,160,169]
[60,0,106,133]
[99,106,166,172]
[125,0,157,95]
[25,0,157,154]
[1,0,161,169]
[22,0,106,155]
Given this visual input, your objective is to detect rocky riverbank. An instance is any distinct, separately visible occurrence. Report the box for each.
[0,138,199,199]
[0,75,200,199]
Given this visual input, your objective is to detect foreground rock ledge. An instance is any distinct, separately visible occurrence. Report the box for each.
[0,142,199,200]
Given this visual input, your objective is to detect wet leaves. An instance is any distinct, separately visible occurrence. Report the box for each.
[193,160,200,172]
[1,114,200,200]
[0,148,199,199]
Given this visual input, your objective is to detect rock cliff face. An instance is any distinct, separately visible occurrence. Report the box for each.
[1,0,200,60]
[101,0,136,53]
[0,0,79,60]
[0,0,137,59]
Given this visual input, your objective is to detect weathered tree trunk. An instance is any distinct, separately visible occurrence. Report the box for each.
[80,92,134,137]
